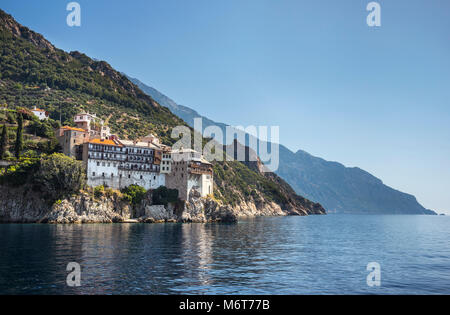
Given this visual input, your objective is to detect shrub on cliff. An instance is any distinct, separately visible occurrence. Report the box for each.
[0,124,7,158]
[122,185,146,206]
[152,186,179,206]
[0,156,39,185]
[34,153,86,199]
[94,185,105,198]
[14,113,23,158]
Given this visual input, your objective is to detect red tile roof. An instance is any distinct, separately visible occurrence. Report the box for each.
[89,138,122,147]
[32,108,47,113]
[61,126,86,132]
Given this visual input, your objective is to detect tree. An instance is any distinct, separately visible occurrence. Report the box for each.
[122,185,147,206]
[14,113,23,159]
[152,186,179,206]
[0,124,7,159]
[35,153,86,199]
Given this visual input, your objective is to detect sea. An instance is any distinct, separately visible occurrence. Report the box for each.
[0,215,449,294]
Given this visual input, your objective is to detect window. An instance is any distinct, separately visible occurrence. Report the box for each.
[102,162,105,166]
[128,174,131,179]
[92,172,95,176]
[140,175,143,179]
[97,162,100,166]
[111,173,114,178]
[102,173,105,177]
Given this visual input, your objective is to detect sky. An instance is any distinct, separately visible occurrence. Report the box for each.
[1,0,449,214]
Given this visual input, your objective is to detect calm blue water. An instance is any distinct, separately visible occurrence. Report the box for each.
[0,215,449,295]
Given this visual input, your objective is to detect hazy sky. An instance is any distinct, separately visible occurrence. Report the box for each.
[1,0,449,213]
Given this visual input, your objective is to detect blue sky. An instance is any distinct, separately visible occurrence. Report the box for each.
[1,0,449,213]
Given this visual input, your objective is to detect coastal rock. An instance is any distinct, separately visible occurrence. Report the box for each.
[136,189,237,223]
[42,194,131,224]
[0,186,52,222]
[181,189,237,223]
[0,184,319,224]
[0,186,131,223]
[144,204,174,221]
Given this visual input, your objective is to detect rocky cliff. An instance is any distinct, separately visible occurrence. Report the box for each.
[0,186,315,224]
[0,187,131,223]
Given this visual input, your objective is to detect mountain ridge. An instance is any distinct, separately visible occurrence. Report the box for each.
[127,76,437,215]
[0,8,325,217]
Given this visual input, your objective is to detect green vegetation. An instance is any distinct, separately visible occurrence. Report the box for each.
[92,185,121,200]
[0,9,185,142]
[0,108,61,159]
[34,153,86,199]
[0,124,6,158]
[104,187,117,198]
[0,153,86,201]
[213,159,288,206]
[152,186,179,206]
[0,9,309,211]
[94,185,105,198]
[0,155,39,186]
[14,113,23,158]
[27,118,60,138]
[121,185,147,206]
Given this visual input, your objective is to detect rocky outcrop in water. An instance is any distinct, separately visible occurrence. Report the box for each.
[41,194,131,224]
[0,187,236,223]
[0,185,322,224]
[137,189,237,223]
[0,187,131,223]
[136,189,316,223]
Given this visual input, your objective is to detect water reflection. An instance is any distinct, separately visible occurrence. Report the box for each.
[178,224,214,291]
[1,216,449,294]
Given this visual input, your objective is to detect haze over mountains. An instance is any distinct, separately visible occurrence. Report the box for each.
[129,76,437,215]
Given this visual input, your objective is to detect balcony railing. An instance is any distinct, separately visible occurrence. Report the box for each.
[89,147,124,153]
[188,162,213,175]
[127,152,154,157]
[118,165,160,173]
[88,154,157,163]
[88,154,126,162]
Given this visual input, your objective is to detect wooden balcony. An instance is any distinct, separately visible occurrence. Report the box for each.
[188,162,213,175]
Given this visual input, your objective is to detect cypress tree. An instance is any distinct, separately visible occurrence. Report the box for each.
[14,113,23,159]
[0,124,7,159]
